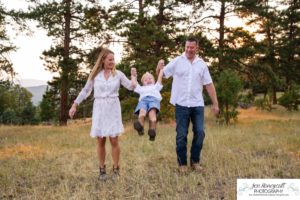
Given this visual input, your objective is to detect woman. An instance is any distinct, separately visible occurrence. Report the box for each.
[69,48,136,180]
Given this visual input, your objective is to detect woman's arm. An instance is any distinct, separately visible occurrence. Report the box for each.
[69,79,94,118]
[119,70,135,90]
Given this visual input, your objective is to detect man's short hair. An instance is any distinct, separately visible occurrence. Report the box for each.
[186,36,199,46]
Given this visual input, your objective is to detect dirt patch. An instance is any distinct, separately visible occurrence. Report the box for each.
[0,144,44,160]
[238,107,285,122]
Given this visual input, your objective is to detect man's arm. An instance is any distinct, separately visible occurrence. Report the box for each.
[205,83,219,116]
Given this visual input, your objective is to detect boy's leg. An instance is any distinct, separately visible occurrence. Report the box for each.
[134,108,146,135]
[148,109,157,141]
[148,108,157,129]
[138,108,146,126]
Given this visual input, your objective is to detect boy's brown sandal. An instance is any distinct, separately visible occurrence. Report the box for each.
[148,129,156,141]
[133,121,144,136]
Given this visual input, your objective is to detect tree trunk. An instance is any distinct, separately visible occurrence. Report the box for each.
[60,0,71,125]
[286,0,297,88]
[218,0,225,72]
[272,86,277,104]
[265,1,277,105]
[225,102,229,125]
[138,0,144,22]
[154,0,164,57]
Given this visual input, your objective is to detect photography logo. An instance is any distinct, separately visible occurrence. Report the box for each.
[237,179,300,200]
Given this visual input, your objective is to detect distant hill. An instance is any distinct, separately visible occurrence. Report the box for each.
[26,85,47,106]
[17,79,48,88]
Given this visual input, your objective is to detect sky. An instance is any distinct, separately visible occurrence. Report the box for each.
[5,0,52,81]
[5,0,121,82]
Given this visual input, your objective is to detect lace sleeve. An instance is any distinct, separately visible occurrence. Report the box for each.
[74,79,94,105]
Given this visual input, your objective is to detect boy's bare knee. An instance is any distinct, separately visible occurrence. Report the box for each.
[149,116,157,122]
[139,113,146,118]
[139,109,147,117]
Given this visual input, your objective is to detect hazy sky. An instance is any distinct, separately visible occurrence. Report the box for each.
[5,0,121,82]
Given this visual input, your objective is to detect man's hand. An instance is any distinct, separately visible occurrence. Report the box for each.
[211,104,220,117]
[131,67,137,77]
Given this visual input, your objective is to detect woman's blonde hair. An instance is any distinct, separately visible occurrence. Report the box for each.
[141,72,155,83]
[88,48,116,80]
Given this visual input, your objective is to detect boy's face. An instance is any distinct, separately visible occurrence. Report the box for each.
[142,74,155,86]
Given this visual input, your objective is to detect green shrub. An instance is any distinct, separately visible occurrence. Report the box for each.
[254,93,273,111]
[121,96,138,121]
[278,84,300,111]
[1,108,21,124]
[238,91,254,109]
[158,91,175,122]
[216,70,242,124]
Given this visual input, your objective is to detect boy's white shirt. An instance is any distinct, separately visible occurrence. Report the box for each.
[134,82,163,101]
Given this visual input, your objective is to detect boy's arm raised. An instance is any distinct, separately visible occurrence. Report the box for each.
[156,59,164,76]
[157,68,164,85]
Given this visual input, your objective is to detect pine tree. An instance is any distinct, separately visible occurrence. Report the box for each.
[277,0,300,87]
[108,0,190,75]
[26,0,109,125]
[237,0,283,103]
[0,4,16,82]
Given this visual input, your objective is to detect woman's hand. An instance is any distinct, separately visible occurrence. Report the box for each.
[69,103,77,119]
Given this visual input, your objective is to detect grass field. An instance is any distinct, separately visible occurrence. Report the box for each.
[0,106,299,199]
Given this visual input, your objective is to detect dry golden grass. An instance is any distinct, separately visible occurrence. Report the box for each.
[0,106,299,199]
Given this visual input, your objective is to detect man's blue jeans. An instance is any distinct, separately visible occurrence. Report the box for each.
[175,104,205,166]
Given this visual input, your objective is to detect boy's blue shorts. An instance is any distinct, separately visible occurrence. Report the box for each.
[134,96,160,115]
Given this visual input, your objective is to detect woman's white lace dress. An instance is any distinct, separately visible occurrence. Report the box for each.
[74,70,133,138]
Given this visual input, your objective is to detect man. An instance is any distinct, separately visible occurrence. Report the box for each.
[157,37,219,173]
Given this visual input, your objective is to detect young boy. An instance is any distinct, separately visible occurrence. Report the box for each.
[133,65,164,141]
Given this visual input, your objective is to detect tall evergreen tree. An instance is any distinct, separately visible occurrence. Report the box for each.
[238,0,283,103]
[190,0,258,80]
[277,0,300,87]
[0,3,16,82]
[109,0,190,75]
[26,0,109,125]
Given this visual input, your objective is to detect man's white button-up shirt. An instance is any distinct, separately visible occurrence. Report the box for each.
[163,54,212,107]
